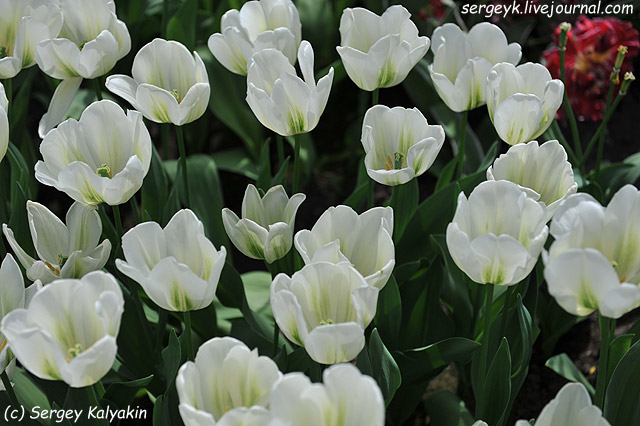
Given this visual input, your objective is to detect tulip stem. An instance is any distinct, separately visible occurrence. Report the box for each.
[595,314,615,409]
[184,311,194,360]
[130,196,141,224]
[93,78,103,101]
[112,205,123,255]
[292,134,301,193]
[456,110,468,179]
[1,371,18,406]
[87,384,108,426]
[500,286,514,339]
[272,323,280,356]
[595,83,616,175]
[558,35,583,173]
[477,284,494,399]
[276,134,285,168]
[176,126,191,207]
[372,88,379,106]
[583,92,625,163]
[156,308,168,349]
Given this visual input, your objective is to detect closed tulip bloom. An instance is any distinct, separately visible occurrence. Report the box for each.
[514,383,610,426]
[487,140,577,220]
[246,40,333,136]
[269,364,384,426]
[543,186,640,318]
[486,62,564,145]
[116,209,227,312]
[34,100,152,206]
[362,105,445,186]
[0,82,7,163]
[222,184,305,264]
[446,180,549,285]
[208,0,301,75]
[271,262,378,364]
[2,201,111,284]
[0,271,124,388]
[0,0,62,79]
[337,5,429,91]
[176,337,281,426]
[429,22,521,112]
[106,38,210,126]
[0,254,42,390]
[295,205,395,289]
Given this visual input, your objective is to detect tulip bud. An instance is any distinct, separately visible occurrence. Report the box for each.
[0,83,7,164]
[558,22,571,50]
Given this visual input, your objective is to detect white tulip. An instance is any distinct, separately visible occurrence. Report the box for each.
[0,82,7,163]
[543,186,640,318]
[486,62,564,145]
[176,336,281,426]
[208,0,301,75]
[34,100,152,206]
[514,382,610,426]
[0,254,42,390]
[271,262,378,364]
[2,201,111,284]
[446,180,549,285]
[116,209,227,312]
[269,364,385,426]
[337,5,429,92]
[106,38,210,126]
[295,205,395,289]
[362,105,444,186]
[429,22,521,112]
[222,184,305,264]
[0,0,63,79]
[487,140,577,220]
[246,40,333,136]
[0,271,123,388]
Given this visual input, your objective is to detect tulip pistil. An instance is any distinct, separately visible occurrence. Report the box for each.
[66,343,89,362]
[384,152,406,170]
[57,253,68,269]
[319,319,334,325]
[171,89,183,103]
[96,164,113,178]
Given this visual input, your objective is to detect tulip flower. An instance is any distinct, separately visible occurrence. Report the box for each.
[336,5,429,91]
[106,38,210,126]
[0,0,63,79]
[34,100,152,206]
[116,209,227,312]
[246,40,333,136]
[0,254,42,390]
[222,184,305,264]
[295,205,395,289]
[0,83,7,163]
[429,22,521,112]
[2,201,111,284]
[269,364,385,426]
[486,62,564,145]
[486,140,577,219]
[176,336,281,426]
[208,0,302,75]
[544,186,640,318]
[0,271,124,388]
[362,105,445,186]
[446,180,549,285]
[514,382,610,426]
[271,262,378,364]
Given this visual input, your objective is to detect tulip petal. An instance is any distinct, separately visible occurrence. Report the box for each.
[105,74,139,108]
[38,77,83,138]
[493,94,544,145]
[27,201,69,264]
[304,322,365,364]
[66,202,101,254]
[0,254,25,318]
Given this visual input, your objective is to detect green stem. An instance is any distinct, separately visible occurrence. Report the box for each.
[276,134,284,168]
[161,125,169,160]
[595,314,615,409]
[559,40,583,173]
[130,196,141,224]
[1,370,18,406]
[500,286,514,339]
[367,179,374,208]
[292,134,301,193]
[184,311,194,360]
[477,284,495,396]
[372,88,379,106]
[551,120,580,165]
[456,110,468,179]
[87,384,108,426]
[156,309,168,350]
[595,84,615,175]
[93,78,103,101]
[583,93,625,161]
[272,323,280,357]
[161,0,169,38]
[112,204,123,258]
[176,126,191,206]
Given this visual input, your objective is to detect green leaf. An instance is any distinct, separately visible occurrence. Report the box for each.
[13,368,50,426]
[166,0,197,49]
[373,275,402,349]
[477,140,499,172]
[389,178,418,242]
[102,375,154,411]
[545,353,595,396]
[425,390,475,426]
[476,338,512,426]
[141,144,168,223]
[162,329,182,387]
[368,329,402,406]
[212,148,259,179]
[435,157,458,192]
[606,334,634,387]
[605,340,640,426]
[241,270,272,315]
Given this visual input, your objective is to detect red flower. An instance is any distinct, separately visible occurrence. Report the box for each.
[543,15,639,121]
[418,0,447,23]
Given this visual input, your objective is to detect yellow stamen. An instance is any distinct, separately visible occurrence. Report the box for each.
[44,261,60,277]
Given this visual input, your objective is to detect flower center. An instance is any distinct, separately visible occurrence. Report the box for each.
[170,89,183,103]
[44,261,61,277]
[319,319,334,325]
[0,336,7,352]
[384,152,406,170]
[96,164,113,178]
[574,46,612,74]
[66,343,88,362]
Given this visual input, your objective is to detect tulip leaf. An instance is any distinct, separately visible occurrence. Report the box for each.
[212,148,259,180]
[343,159,370,211]
[152,395,169,426]
[477,140,499,172]
[166,0,197,50]
[435,157,458,192]
[425,390,475,426]
[12,368,51,426]
[389,178,418,243]
[606,334,634,389]
[476,337,512,426]
[141,144,168,223]
[545,353,595,396]
[102,375,154,411]
[162,329,182,387]
[368,328,402,406]
[241,270,272,315]
[605,340,640,426]
[374,274,402,349]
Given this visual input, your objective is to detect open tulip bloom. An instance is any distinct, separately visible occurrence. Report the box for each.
[0,271,124,388]
[446,180,549,286]
[270,262,379,364]
[486,62,564,145]
[0,82,7,163]
[106,38,210,126]
[269,364,385,426]
[176,337,281,426]
[543,186,640,318]
[116,209,227,312]
[208,0,302,75]
[246,40,333,136]
[429,22,521,112]
[487,140,577,220]
[336,5,429,91]
[362,105,445,186]
[295,205,395,289]
[222,184,305,264]
[2,201,111,284]
[34,100,152,206]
